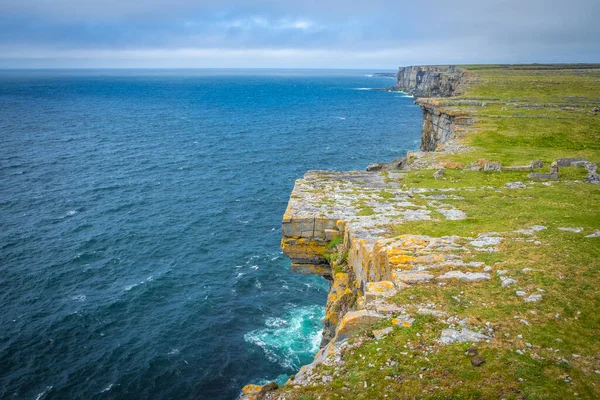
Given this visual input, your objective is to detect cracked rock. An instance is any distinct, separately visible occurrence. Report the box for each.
[440,328,488,344]
[437,271,491,282]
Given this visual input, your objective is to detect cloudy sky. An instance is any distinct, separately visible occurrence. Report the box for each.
[0,0,598,68]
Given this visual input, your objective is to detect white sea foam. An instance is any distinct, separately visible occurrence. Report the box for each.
[353,87,372,91]
[125,283,138,291]
[255,280,262,289]
[365,74,373,77]
[66,210,77,216]
[243,305,324,369]
[100,383,113,393]
[265,317,287,328]
[125,276,153,291]
[167,348,180,355]
[35,386,53,400]
[71,295,86,302]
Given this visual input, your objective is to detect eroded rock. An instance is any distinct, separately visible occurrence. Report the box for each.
[440,328,488,344]
[437,271,491,282]
[335,310,384,342]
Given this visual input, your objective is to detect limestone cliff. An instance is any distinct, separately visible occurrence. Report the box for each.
[417,98,473,151]
[240,64,600,400]
[394,66,471,151]
[395,65,466,98]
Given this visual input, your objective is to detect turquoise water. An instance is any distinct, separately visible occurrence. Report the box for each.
[0,69,421,399]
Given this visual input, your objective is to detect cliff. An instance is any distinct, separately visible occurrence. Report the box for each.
[395,65,467,98]
[240,65,600,400]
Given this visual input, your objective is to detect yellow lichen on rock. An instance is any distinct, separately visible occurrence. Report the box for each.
[239,384,262,400]
[335,309,384,342]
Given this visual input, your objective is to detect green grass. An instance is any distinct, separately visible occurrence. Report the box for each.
[433,66,600,166]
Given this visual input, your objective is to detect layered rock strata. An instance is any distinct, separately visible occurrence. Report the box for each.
[242,65,475,399]
[280,170,470,347]
[395,65,467,98]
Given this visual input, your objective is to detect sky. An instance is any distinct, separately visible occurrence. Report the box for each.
[0,0,598,68]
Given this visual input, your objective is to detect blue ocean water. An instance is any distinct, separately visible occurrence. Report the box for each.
[0,69,421,399]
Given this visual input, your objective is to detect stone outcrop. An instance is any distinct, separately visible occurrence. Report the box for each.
[417,98,473,152]
[395,65,467,98]
[394,66,472,152]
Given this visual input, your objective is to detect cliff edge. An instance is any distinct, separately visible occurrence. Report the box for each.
[241,64,600,400]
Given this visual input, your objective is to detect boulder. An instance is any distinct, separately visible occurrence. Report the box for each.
[504,182,526,189]
[366,163,384,172]
[364,281,398,303]
[393,271,434,284]
[483,162,502,172]
[437,271,491,282]
[530,160,544,169]
[385,157,407,171]
[556,157,588,167]
[440,328,488,344]
[335,310,385,341]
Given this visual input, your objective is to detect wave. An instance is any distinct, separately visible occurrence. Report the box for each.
[244,305,324,370]
[100,384,113,393]
[35,386,53,400]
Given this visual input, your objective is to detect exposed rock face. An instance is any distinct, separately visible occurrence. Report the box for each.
[396,65,467,98]
[417,99,473,152]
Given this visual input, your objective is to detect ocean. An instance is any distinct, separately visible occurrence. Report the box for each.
[0,69,422,399]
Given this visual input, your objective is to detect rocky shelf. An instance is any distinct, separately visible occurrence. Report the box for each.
[240,65,600,400]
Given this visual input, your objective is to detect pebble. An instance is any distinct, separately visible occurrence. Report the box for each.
[501,277,516,287]
[471,356,486,366]
[524,294,542,302]
[466,348,479,356]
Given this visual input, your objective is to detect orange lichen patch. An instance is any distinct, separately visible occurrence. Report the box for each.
[391,318,413,327]
[365,281,395,294]
[442,161,465,169]
[281,237,327,258]
[388,254,416,265]
[241,384,261,395]
[415,254,446,264]
[335,310,384,341]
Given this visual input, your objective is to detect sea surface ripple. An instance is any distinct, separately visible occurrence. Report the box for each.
[0,69,421,399]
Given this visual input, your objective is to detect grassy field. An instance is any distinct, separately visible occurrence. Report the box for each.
[440,65,600,165]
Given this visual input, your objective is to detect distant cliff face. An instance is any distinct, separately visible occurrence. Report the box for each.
[396,65,465,98]
[395,66,471,151]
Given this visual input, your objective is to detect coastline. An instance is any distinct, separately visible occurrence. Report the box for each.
[241,64,600,399]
